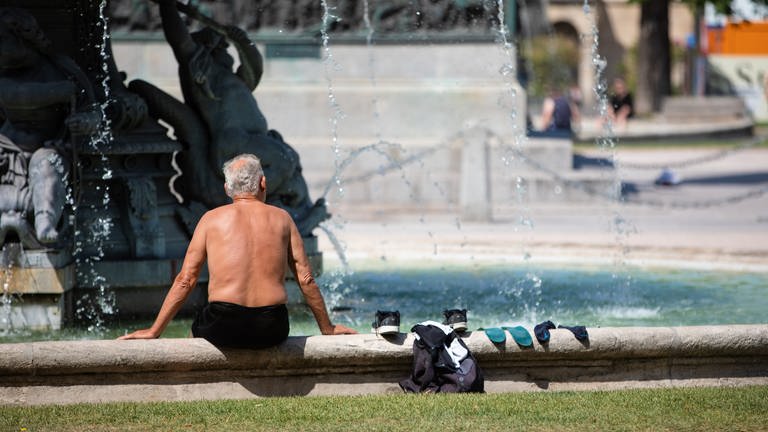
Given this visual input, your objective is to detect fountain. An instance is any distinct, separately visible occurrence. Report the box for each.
[0,0,766,405]
[0,0,330,331]
[0,0,760,326]
[0,0,617,333]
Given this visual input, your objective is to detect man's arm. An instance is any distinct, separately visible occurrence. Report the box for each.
[539,97,555,130]
[286,218,356,335]
[118,215,208,339]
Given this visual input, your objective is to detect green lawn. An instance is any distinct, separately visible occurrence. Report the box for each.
[3,385,767,431]
[573,135,768,149]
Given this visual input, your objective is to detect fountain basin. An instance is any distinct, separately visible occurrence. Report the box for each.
[1,325,767,405]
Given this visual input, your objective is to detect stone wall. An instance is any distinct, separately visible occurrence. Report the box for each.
[1,325,766,405]
[112,41,617,212]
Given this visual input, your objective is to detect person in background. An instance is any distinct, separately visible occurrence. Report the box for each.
[608,77,634,129]
[567,84,583,132]
[533,86,574,138]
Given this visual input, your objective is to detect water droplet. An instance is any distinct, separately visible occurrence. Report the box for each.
[499,63,515,77]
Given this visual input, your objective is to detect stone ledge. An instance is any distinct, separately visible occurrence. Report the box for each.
[1,325,767,405]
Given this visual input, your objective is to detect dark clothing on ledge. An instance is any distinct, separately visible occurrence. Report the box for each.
[191,301,289,348]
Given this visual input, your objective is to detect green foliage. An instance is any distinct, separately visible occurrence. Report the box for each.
[522,35,580,99]
[697,0,767,15]
[3,386,768,432]
[618,44,638,95]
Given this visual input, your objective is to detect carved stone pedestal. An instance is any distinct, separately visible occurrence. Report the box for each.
[0,245,74,331]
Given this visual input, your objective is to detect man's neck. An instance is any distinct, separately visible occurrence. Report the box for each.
[232,194,259,202]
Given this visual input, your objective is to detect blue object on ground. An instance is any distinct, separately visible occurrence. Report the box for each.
[503,326,533,348]
[480,327,506,344]
[534,320,556,344]
[655,168,682,186]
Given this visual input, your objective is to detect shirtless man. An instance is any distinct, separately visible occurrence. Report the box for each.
[119,154,356,347]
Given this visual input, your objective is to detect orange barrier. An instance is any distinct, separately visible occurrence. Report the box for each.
[707,21,768,55]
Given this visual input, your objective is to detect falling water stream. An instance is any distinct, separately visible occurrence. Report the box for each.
[310,0,636,325]
[582,0,636,299]
[0,246,16,335]
[72,0,118,333]
[494,0,543,324]
[316,0,445,309]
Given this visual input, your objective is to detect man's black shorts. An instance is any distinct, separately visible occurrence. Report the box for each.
[191,302,289,348]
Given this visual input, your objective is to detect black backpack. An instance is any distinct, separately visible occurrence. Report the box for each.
[399,324,484,393]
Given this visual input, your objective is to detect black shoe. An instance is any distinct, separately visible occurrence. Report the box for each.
[372,310,400,335]
[443,309,468,332]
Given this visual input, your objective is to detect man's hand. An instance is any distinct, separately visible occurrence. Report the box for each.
[117,328,160,340]
[329,324,357,335]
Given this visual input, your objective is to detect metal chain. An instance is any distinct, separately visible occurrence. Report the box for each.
[618,135,767,170]
[332,128,768,210]
[502,137,768,209]
[622,185,768,209]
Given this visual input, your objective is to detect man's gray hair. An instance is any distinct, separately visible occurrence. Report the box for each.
[223,154,264,197]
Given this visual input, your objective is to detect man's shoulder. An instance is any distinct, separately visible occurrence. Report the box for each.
[265,204,293,221]
[265,205,299,232]
[199,204,235,223]
[209,202,291,219]
[204,204,232,216]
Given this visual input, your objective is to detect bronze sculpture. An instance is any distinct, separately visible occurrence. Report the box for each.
[0,1,331,250]
[0,7,100,248]
[130,0,328,236]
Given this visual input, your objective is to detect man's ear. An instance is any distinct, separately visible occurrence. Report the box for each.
[260,175,267,192]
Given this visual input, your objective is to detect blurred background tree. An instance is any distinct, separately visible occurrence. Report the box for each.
[523,34,580,100]
[635,0,768,115]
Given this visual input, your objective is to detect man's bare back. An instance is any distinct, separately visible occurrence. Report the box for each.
[198,197,293,307]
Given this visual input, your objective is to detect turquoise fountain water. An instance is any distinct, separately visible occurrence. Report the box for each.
[4,264,766,342]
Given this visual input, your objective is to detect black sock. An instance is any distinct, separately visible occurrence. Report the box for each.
[534,320,556,343]
[558,325,589,341]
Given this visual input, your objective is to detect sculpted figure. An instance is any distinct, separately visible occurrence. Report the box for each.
[137,0,328,236]
[0,8,99,247]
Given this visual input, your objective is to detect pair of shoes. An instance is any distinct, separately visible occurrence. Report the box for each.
[442,309,468,332]
[372,310,400,335]
[372,309,469,335]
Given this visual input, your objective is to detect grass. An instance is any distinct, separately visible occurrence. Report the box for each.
[573,125,768,149]
[2,385,767,431]
[573,135,768,150]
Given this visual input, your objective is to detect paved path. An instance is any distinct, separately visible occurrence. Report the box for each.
[319,146,768,271]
